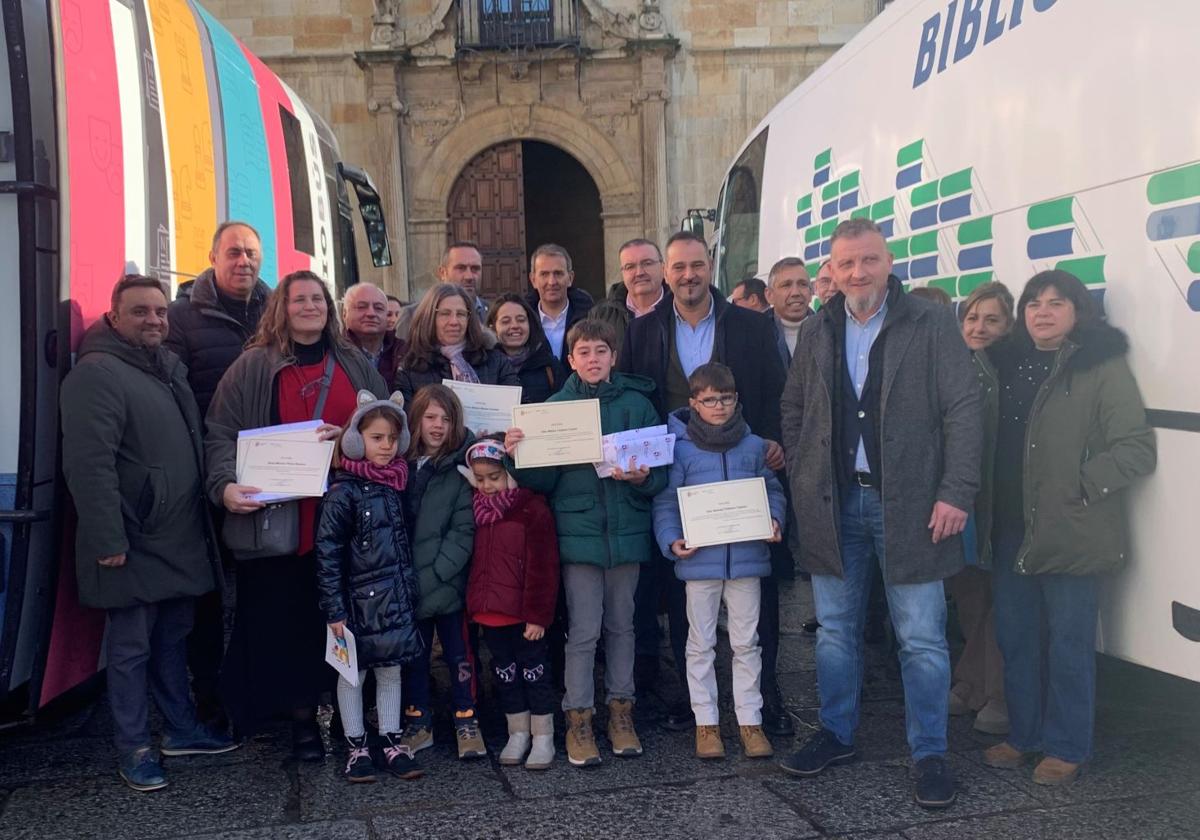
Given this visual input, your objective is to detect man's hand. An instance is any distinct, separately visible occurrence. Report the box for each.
[928,501,968,544]
[504,427,525,454]
[98,553,126,568]
[611,455,650,486]
[764,440,786,472]
[670,539,698,559]
[524,623,545,641]
[223,483,266,514]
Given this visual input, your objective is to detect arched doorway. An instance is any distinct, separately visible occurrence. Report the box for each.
[447,140,605,300]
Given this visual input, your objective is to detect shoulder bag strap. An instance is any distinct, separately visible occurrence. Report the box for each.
[312,354,336,421]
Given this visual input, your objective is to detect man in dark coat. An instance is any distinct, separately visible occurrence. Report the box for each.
[589,238,667,357]
[619,231,789,733]
[523,243,594,364]
[164,220,270,730]
[777,219,981,810]
[61,275,238,792]
[343,281,405,385]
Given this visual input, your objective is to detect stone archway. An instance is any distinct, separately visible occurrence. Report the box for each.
[406,104,644,292]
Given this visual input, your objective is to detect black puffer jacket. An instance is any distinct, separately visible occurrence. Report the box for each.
[166,269,270,418]
[524,286,594,363]
[514,340,567,403]
[315,472,424,668]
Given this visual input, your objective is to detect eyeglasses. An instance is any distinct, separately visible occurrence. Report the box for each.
[621,259,661,273]
[695,394,737,408]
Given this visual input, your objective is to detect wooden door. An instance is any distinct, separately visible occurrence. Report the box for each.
[447,141,527,298]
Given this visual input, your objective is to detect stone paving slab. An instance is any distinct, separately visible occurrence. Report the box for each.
[177,821,371,840]
[763,753,1043,835]
[0,760,291,840]
[370,776,820,840]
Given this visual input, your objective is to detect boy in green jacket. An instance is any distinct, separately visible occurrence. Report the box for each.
[505,319,667,768]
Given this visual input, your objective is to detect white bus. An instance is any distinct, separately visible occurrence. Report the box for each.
[708,0,1199,682]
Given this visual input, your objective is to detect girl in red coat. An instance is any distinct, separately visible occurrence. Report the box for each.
[461,439,560,770]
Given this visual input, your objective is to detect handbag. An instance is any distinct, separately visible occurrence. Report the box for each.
[221,355,336,560]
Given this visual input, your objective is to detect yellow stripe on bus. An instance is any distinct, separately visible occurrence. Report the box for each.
[146,0,216,277]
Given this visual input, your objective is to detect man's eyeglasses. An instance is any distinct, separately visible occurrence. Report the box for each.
[695,394,737,408]
[621,259,661,273]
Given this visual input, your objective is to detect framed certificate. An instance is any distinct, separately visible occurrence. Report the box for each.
[442,380,522,436]
[512,399,603,468]
[678,477,774,549]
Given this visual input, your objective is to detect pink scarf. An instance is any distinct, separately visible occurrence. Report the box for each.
[473,488,523,525]
[340,456,409,493]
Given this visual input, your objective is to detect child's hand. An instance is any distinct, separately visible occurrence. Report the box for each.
[524,623,545,641]
[315,423,342,442]
[504,427,525,454]
[328,620,346,639]
[768,519,782,543]
[611,456,650,485]
[671,539,698,559]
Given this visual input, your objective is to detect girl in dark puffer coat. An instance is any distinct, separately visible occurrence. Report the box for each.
[462,439,560,770]
[316,391,425,784]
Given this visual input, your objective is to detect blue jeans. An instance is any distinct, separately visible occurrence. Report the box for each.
[402,611,478,717]
[991,526,1098,764]
[811,485,950,760]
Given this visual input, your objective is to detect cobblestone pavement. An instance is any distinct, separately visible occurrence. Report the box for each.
[1,578,1198,840]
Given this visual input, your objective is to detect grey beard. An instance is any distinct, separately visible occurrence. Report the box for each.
[847,288,886,320]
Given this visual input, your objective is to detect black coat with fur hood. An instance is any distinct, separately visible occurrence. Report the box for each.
[984,320,1156,575]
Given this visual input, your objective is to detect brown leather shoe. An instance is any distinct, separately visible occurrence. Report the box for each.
[739,725,774,759]
[1033,756,1080,785]
[607,699,643,757]
[695,725,725,759]
[565,708,601,767]
[982,741,1031,769]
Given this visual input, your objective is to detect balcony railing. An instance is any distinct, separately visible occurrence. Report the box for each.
[458,0,579,50]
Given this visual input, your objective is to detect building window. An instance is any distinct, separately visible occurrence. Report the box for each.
[459,0,578,49]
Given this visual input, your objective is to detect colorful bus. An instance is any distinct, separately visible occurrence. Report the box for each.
[0,0,393,715]
[708,0,1200,683]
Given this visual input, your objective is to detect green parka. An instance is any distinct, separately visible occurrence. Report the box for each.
[985,322,1156,576]
[406,433,476,619]
[513,372,667,568]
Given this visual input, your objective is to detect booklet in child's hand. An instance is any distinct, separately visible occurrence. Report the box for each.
[325,625,359,686]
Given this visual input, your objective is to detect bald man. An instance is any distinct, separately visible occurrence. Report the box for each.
[343,282,405,386]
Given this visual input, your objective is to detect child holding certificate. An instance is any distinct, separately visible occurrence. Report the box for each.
[315,391,425,783]
[651,363,787,761]
[505,320,667,768]
[460,439,560,770]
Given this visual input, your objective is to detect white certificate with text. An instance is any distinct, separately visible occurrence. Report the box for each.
[512,399,603,468]
[678,477,774,549]
[442,380,523,435]
[237,438,334,498]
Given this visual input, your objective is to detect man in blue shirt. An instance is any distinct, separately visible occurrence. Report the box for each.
[779,218,981,810]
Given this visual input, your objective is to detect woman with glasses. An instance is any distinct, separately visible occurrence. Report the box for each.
[395,283,520,407]
[980,271,1155,785]
[485,293,566,404]
[205,270,388,760]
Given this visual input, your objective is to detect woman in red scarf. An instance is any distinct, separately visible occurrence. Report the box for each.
[205,270,387,759]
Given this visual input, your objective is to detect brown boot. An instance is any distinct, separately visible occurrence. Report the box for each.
[565,708,601,767]
[739,725,774,759]
[1033,756,1080,785]
[695,725,725,759]
[982,741,1031,770]
[607,699,643,757]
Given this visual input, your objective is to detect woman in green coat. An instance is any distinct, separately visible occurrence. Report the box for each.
[396,383,480,759]
[981,271,1156,786]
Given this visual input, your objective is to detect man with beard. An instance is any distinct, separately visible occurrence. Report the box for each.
[777,218,980,810]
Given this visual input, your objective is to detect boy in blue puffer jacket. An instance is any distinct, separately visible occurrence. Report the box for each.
[652,363,786,761]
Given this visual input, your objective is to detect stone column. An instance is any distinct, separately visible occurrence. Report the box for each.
[635,46,676,246]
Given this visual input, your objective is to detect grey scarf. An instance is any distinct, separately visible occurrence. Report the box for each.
[686,404,749,453]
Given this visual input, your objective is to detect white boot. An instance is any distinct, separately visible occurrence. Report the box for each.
[525,713,555,770]
[499,711,531,765]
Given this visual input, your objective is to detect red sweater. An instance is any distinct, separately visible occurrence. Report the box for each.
[466,490,560,628]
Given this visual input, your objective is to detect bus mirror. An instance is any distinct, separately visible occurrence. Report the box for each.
[681,208,716,239]
[337,163,393,267]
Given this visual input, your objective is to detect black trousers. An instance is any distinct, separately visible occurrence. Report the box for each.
[481,624,556,716]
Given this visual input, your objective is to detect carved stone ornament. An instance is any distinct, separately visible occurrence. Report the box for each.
[638,0,663,32]
[373,0,455,48]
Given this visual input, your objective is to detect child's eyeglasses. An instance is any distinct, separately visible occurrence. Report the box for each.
[695,394,737,408]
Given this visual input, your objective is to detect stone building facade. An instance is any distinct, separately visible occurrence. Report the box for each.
[205,0,883,300]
